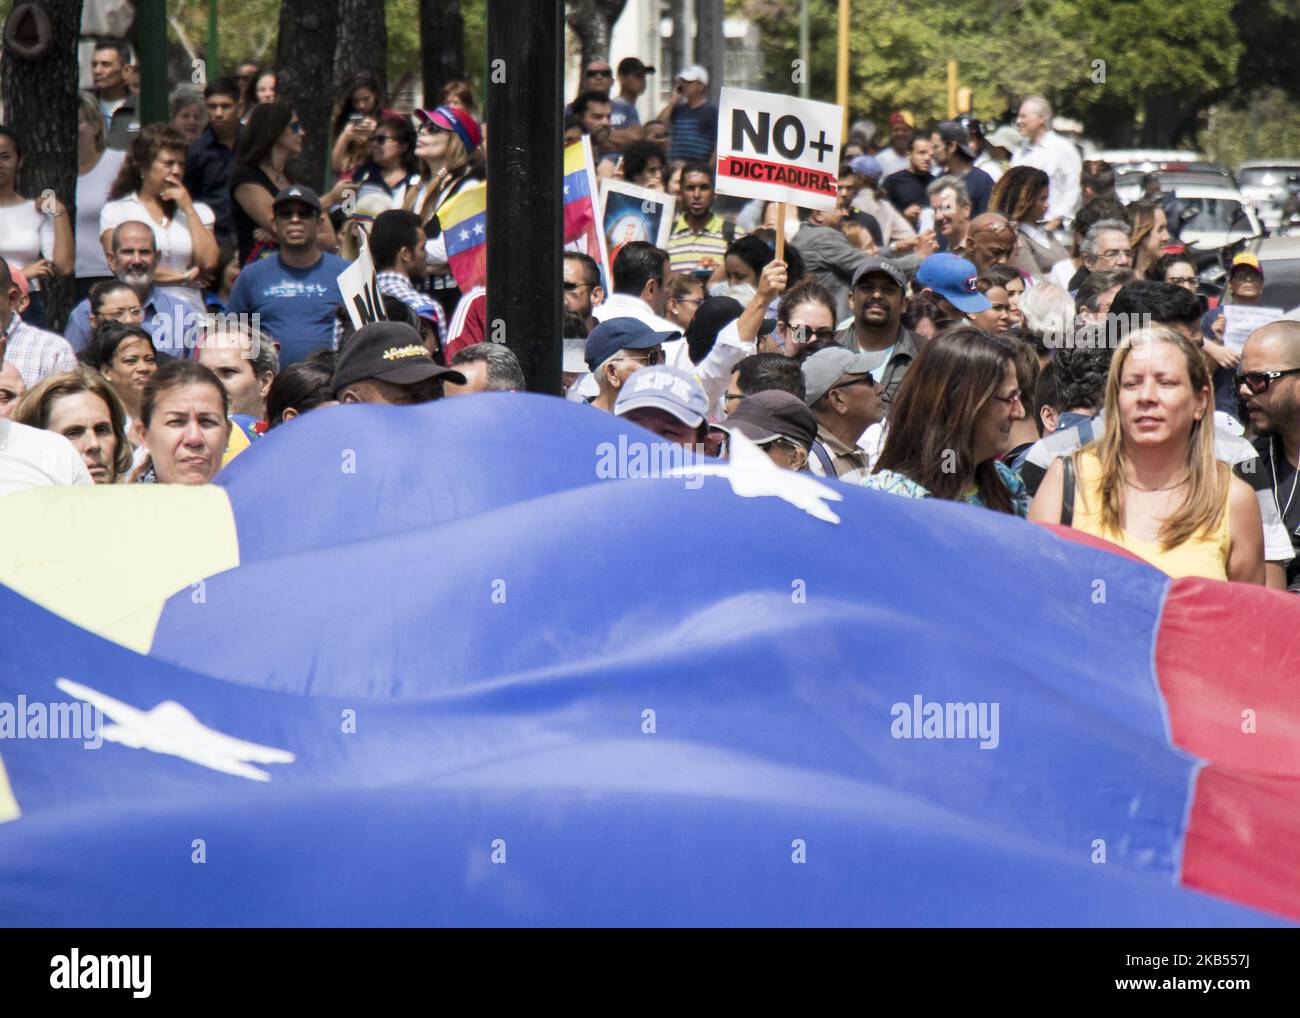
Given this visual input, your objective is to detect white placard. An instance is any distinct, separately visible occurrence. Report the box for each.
[599,179,676,258]
[337,229,383,330]
[1222,304,1285,352]
[714,87,843,211]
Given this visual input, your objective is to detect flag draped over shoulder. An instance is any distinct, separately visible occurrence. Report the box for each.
[439,182,487,292]
[563,139,608,284]
[1,395,1299,926]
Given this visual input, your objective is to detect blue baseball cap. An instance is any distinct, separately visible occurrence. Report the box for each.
[585,317,680,372]
[848,155,882,182]
[915,253,991,314]
[614,365,709,428]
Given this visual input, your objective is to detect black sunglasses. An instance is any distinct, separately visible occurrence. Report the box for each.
[1235,368,1300,394]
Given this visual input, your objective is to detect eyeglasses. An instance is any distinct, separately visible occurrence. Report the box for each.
[990,390,1023,406]
[586,68,613,78]
[1166,276,1197,288]
[674,296,704,306]
[562,281,592,293]
[1234,368,1300,394]
[723,390,745,406]
[620,349,663,367]
[781,323,836,343]
[275,207,315,221]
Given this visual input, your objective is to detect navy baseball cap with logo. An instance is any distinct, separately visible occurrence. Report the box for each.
[614,365,709,427]
[916,253,991,313]
[332,321,466,394]
[584,317,680,372]
[272,184,322,215]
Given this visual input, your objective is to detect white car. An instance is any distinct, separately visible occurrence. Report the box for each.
[1237,161,1300,230]
[1168,185,1262,250]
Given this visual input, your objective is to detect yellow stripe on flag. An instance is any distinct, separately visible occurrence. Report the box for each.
[438,182,487,234]
[0,753,18,824]
[0,485,240,653]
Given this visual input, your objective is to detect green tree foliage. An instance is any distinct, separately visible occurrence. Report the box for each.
[739,0,1264,149]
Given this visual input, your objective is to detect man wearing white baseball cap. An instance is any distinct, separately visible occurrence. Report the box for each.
[657,65,717,164]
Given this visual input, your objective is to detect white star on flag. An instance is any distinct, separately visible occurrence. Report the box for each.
[459,229,470,241]
[473,223,484,235]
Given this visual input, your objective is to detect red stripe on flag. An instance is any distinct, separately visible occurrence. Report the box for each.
[1154,577,1300,921]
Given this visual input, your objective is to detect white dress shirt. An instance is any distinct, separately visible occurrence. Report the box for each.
[1012,129,1082,224]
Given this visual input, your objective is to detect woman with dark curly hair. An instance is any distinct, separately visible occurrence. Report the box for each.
[990,165,1067,281]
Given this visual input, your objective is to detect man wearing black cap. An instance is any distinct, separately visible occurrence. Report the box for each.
[332,321,466,405]
[929,121,994,216]
[225,185,349,366]
[611,57,654,149]
[719,390,819,471]
[834,257,921,410]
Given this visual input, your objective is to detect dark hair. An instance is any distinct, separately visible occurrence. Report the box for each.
[562,309,589,340]
[450,343,526,392]
[872,325,1019,512]
[441,79,475,112]
[1047,343,1111,414]
[735,353,806,402]
[777,281,836,325]
[369,209,424,271]
[88,279,137,316]
[1075,268,1134,314]
[564,251,601,289]
[1080,159,1115,196]
[0,126,20,162]
[726,235,773,283]
[990,165,1050,224]
[611,241,668,297]
[981,264,1022,291]
[331,72,387,138]
[563,115,585,137]
[1002,322,1049,364]
[83,321,154,370]
[204,76,242,102]
[1004,330,1042,427]
[372,113,418,175]
[1109,279,1201,329]
[109,123,188,202]
[679,160,714,187]
[266,351,336,429]
[1035,360,1062,417]
[900,289,944,333]
[748,227,805,285]
[571,91,612,119]
[93,40,131,65]
[235,101,294,169]
[1146,253,1196,284]
[622,140,667,184]
[139,359,229,430]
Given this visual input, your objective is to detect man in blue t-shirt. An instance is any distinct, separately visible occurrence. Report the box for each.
[657,65,718,164]
[225,186,349,366]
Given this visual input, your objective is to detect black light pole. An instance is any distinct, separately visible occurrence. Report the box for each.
[486,0,563,395]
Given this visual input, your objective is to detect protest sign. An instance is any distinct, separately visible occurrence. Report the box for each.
[714,87,843,212]
[337,229,384,331]
[1222,304,1286,352]
[599,180,676,265]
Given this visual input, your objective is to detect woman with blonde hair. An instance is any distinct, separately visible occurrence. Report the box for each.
[1127,199,1171,279]
[1029,327,1264,583]
[406,105,484,318]
[13,368,133,484]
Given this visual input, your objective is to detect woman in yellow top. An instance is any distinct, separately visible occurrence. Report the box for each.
[1029,327,1265,583]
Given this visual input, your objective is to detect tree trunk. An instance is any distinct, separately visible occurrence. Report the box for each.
[694,0,723,104]
[335,0,388,103]
[420,0,463,110]
[275,0,340,191]
[1,0,84,333]
[565,0,627,72]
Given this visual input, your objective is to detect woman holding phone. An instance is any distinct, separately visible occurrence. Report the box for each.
[99,124,217,312]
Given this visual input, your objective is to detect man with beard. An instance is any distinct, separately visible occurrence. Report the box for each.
[64,221,199,354]
[833,257,919,410]
[1239,320,1300,591]
[964,213,1017,275]
[564,252,605,334]
[929,121,994,215]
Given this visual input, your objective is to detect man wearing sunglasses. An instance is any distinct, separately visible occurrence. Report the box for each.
[584,316,679,414]
[224,186,349,365]
[800,346,887,483]
[1239,320,1300,591]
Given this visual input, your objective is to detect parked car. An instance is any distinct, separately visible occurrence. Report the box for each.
[1238,234,1300,310]
[1115,166,1237,203]
[1237,161,1300,230]
[1164,185,1262,251]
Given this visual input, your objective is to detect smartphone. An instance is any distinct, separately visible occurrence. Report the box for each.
[348,113,365,125]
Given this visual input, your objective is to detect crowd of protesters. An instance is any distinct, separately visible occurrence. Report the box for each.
[1,43,1297,594]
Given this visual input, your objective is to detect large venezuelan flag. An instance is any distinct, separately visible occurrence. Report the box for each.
[1,395,1298,926]
[439,182,487,292]
[564,137,609,286]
